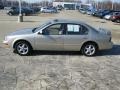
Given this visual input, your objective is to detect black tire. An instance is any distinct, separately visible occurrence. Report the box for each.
[116,19,120,23]
[8,13,12,16]
[42,11,44,13]
[14,41,32,56]
[81,43,97,56]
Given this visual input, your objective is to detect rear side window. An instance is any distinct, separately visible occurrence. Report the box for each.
[80,25,89,35]
[66,24,88,35]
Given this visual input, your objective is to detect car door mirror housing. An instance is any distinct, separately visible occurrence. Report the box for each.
[38,30,42,35]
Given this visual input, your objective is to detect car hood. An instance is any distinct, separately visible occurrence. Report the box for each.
[8,28,34,36]
[105,15,111,17]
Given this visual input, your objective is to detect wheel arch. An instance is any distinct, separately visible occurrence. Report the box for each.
[13,39,33,50]
[81,41,99,51]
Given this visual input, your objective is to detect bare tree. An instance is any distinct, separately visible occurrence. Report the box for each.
[93,0,120,10]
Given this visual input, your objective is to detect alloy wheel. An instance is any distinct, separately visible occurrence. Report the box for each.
[15,41,32,56]
[17,43,29,55]
[82,43,97,56]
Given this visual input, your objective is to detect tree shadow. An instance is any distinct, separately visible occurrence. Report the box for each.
[31,45,120,56]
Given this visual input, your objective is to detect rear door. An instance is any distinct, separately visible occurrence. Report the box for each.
[63,23,89,51]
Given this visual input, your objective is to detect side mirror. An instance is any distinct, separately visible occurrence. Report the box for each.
[38,30,42,35]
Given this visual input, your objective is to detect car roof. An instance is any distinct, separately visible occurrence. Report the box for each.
[50,19,86,25]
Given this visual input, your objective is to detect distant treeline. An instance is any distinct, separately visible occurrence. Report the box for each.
[93,1,120,10]
[0,0,52,7]
[0,0,120,10]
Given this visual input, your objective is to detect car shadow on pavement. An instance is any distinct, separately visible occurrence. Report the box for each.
[97,45,120,56]
[32,51,81,56]
[32,45,120,56]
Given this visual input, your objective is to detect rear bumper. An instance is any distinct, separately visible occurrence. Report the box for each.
[107,42,113,49]
[99,41,113,50]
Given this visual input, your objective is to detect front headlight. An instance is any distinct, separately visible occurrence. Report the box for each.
[4,36,8,41]
[4,36,11,41]
[4,36,7,41]
[7,11,9,13]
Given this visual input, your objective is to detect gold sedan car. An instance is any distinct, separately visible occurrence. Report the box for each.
[3,19,113,56]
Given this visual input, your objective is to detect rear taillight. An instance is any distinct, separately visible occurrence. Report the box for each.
[112,16,116,19]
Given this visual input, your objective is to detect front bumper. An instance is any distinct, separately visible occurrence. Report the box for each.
[3,40,10,48]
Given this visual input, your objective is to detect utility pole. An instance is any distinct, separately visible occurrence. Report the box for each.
[96,0,99,9]
[101,0,103,10]
[112,0,114,10]
[18,0,23,22]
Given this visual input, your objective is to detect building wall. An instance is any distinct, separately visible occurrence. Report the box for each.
[53,2,81,10]
[80,3,93,10]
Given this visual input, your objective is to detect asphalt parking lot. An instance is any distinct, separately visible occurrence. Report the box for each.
[0,10,120,90]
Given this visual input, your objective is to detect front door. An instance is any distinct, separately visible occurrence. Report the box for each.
[35,24,64,51]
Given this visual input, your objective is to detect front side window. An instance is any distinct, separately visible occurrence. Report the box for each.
[66,24,88,35]
[42,24,63,35]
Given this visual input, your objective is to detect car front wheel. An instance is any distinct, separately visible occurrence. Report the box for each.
[82,43,97,56]
[15,41,32,56]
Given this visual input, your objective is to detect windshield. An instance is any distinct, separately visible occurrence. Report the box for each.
[32,21,51,33]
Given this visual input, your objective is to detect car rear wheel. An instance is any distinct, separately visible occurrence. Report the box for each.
[116,19,120,23]
[82,43,97,56]
[15,41,32,56]
[8,13,12,16]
